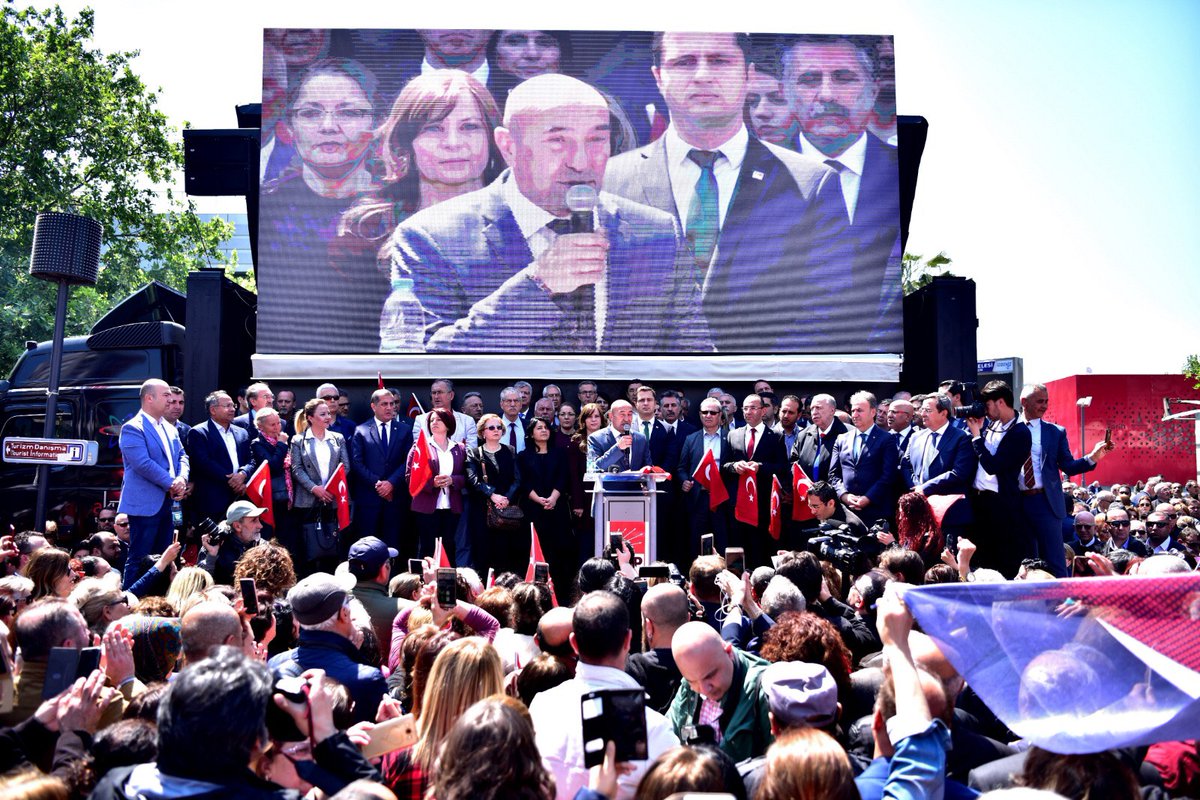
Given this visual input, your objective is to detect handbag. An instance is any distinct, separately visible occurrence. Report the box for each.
[302,507,339,560]
[481,449,524,531]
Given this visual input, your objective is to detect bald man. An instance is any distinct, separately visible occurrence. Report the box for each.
[387,73,709,353]
[626,584,691,712]
[666,621,773,761]
[180,601,245,667]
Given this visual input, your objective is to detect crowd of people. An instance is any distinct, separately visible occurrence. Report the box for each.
[0,372,1196,799]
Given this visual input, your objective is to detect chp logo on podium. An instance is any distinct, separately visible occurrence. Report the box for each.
[3,437,99,466]
[607,520,646,566]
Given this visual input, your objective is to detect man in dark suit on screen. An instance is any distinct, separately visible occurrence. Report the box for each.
[604,31,854,353]
[828,391,898,528]
[388,73,709,353]
[350,389,414,550]
[781,34,903,350]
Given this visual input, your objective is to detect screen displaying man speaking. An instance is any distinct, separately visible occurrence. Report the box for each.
[255,29,902,356]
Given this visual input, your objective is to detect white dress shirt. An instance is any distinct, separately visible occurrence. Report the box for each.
[744,423,765,460]
[1025,418,1045,490]
[798,131,868,223]
[702,430,722,459]
[433,440,456,510]
[972,419,1017,492]
[216,422,240,473]
[311,432,332,484]
[504,416,526,454]
[663,123,749,233]
[142,411,176,479]
[421,55,489,87]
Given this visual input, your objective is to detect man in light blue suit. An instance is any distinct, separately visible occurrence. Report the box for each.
[588,400,650,472]
[389,73,709,354]
[1019,384,1113,577]
[117,379,189,588]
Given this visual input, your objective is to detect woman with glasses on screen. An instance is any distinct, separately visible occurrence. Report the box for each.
[465,413,524,577]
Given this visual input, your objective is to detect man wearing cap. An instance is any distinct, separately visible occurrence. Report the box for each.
[347,536,407,654]
[197,500,265,586]
[737,662,841,797]
[269,573,386,723]
[666,621,773,762]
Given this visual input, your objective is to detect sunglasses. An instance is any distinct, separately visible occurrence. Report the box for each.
[1074,524,1094,530]
[1146,521,1168,528]
[114,521,129,528]
[700,410,720,415]
[483,425,503,431]
[1109,520,1130,527]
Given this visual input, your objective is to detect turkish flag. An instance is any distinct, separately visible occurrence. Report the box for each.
[525,523,548,582]
[377,372,385,390]
[434,537,452,568]
[408,427,433,496]
[245,460,274,527]
[692,448,729,510]
[792,463,815,521]
[769,475,783,540]
[324,463,351,530]
[405,392,425,420]
[734,471,759,526]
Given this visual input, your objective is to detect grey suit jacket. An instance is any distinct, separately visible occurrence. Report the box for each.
[605,131,859,353]
[289,430,353,509]
[389,171,710,353]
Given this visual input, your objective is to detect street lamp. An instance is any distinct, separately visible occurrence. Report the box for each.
[28,211,102,532]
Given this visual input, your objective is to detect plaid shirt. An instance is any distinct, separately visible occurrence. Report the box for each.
[381,745,429,800]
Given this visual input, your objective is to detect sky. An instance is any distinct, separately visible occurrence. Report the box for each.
[56,0,1200,384]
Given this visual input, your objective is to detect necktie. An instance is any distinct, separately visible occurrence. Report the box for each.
[643,421,651,440]
[380,423,388,452]
[747,427,756,459]
[815,434,824,480]
[509,422,517,450]
[544,218,596,349]
[685,149,720,272]
[824,158,851,220]
[922,432,940,483]
[853,431,863,461]
[1022,455,1036,489]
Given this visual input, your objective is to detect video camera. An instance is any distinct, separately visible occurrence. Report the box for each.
[807,520,886,578]
[949,380,985,420]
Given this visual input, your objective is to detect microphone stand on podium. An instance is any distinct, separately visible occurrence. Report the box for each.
[587,468,668,568]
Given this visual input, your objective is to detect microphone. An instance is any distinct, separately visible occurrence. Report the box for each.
[621,423,631,435]
[566,184,597,233]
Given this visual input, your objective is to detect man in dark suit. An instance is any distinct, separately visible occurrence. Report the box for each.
[589,400,650,472]
[790,394,847,485]
[967,381,1033,577]
[654,388,696,566]
[658,390,697,473]
[781,34,902,351]
[1018,383,1113,577]
[389,73,709,353]
[902,395,976,497]
[604,31,853,354]
[274,389,297,437]
[633,385,670,466]
[165,386,191,440]
[676,398,732,556]
[828,391,898,527]
[185,391,254,525]
[233,382,274,435]
[349,389,414,550]
[720,394,787,566]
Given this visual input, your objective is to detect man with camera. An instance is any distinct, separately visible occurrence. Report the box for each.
[198,500,267,586]
[966,381,1032,577]
[805,480,868,538]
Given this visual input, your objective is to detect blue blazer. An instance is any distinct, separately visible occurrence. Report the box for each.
[349,418,413,505]
[605,133,857,353]
[1029,420,1094,519]
[390,171,711,353]
[118,413,188,517]
[588,428,650,472]
[185,419,253,520]
[902,424,977,496]
[829,425,899,521]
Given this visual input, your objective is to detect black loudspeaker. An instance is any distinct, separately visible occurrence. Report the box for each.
[29,212,102,286]
[901,276,977,392]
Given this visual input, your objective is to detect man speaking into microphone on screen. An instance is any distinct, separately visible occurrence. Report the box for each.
[387,72,710,352]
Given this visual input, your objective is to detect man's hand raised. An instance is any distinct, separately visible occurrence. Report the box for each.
[530,233,608,295]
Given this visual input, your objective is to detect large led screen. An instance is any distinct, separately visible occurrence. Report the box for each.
[256,29,902,356]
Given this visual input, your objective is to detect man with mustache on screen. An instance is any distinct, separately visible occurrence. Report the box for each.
[605,32,857,354]
[387,73,709,353]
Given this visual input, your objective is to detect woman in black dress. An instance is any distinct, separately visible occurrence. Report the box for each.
[466,413,524,578]
[518,418,572,602]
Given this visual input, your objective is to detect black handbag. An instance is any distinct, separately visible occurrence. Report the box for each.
[481,449,524,531]
[302,507,339,560]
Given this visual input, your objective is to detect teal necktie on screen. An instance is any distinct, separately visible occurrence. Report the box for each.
[686,149,720,271]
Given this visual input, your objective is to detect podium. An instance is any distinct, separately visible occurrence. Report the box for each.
[588,472,669,565]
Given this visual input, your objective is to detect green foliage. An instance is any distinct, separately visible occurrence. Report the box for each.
[1185,355,1200,389]
[0,4,231,369]
[901,251,955,296]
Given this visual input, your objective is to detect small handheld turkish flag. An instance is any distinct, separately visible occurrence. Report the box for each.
[526,523,547,583]
[405,392,425,420]
[409,427,433,496]
[734,471,759,526]
[324,463,351,530]
[769,475,783,540]
[434,537,453,568]
[692,448,729,510]
[246,460,274,527]
[792,463,815,522]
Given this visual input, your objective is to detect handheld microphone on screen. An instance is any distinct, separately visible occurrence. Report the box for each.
[566,183,597,233]
[563,183,598,344]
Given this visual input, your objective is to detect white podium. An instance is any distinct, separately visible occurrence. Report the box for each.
[588,472,669,565]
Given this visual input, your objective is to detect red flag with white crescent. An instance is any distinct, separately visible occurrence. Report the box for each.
[405,392,425,420]
[246,460,274,527]
[792,462,815,521]
[734,471,759,526]
[691,448,729,510]
[769,474,783,540]
[408,427,433,496]
[323,463,351,530]
[377,372,385,390]
[526,523,547,582]
[434,537,452,568]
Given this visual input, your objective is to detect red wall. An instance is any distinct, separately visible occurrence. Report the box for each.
[1042,374,1200,485]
